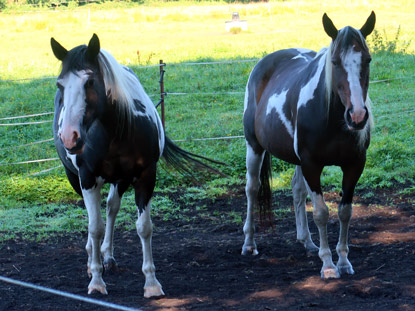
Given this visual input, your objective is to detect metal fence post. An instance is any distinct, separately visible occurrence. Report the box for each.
[157,59,166,129]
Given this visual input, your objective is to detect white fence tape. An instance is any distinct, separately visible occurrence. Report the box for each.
[0,275,144,311]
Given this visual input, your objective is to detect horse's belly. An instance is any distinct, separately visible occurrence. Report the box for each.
[255,114,300,165]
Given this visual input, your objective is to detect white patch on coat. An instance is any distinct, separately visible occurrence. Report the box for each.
[292,48,313,62]
[243,82,249,113]
[295,48,313,54]
[266,90,293,138]
[297,48,328,109]
[294,48,328,161]
[66,152,79,171]
[294,127,300,160]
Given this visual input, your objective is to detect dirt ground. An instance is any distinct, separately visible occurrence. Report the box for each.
[0,185,414,311]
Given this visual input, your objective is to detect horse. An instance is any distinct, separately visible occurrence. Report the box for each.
[50,34,221,297]
[242,12,376,279]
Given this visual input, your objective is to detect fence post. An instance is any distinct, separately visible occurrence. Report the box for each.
[158,60,166,129]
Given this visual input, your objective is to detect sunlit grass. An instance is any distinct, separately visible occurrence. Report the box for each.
[1,0,414,80]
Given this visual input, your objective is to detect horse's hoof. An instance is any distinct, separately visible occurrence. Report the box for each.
[337,264,355,275]
[104,257,117,272]
[88,278,107,295]
[87,266,92,278]
[144,285,165,298]
[305,244,319,257]
[320,267,340,279]
[241,245,259,256]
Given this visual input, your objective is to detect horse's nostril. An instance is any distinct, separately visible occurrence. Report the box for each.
[72,131,80,143]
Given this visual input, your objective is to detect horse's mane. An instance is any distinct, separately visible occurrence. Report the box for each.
[324,27,374,149]
[98,49,144,127]
[60,45,150,129]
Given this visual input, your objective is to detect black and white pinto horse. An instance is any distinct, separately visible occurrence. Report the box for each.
[50,34,220,297]
[242,12,376,279]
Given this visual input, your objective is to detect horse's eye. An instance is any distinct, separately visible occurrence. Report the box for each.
[332,60,340,67]
[85,79,94,88]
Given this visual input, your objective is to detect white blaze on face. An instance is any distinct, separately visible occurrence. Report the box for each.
[58,70,90,149]
[341,47,366,124]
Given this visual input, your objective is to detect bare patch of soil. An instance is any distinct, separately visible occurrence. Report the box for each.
[1,186,414,311]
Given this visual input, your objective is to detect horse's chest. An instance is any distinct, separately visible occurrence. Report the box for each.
[97,146,149,182]
[298,130,364,165]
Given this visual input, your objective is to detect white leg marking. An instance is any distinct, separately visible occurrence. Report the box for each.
[136,202,164,298]
[336,203,354,275]
[291,166,318,255]
[101,184,121,271]
[305,184,339,279]
[242,143,265,256]
[82,179,107,295]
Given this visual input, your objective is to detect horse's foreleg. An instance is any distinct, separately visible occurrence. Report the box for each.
[336,163,364,275]
[336,202,354,275]
[82,179,107,294]
[292,166,318,255]
[101,184,122,272]
[242,143,264,256]
[302,165,339,279]
[136,202,164,298]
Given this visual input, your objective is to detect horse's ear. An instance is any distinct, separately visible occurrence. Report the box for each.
[51,37,68,61]
[322,13,338,41]
[360,11,376,38]
[86,33,100,62]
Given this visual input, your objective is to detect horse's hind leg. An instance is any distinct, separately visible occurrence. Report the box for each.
[242,142,265,256]
[291,166,318,255]
[101,184,123,272]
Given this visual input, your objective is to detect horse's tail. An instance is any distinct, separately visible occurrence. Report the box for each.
[258,151,273,227]
[161,136,226,178]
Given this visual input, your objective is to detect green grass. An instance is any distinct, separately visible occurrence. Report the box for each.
[0,1,414,240]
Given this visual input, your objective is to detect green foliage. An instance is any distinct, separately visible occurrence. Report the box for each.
[0,203,87,241]
[0,176,78,207]
[368,26,412,54]
[229,27,242,35]
[0,0,6,11]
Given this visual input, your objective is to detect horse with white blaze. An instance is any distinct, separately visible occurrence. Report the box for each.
[51,34,222,297]
[242,12,376,279]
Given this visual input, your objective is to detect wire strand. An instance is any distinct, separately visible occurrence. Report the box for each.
[0,275,143,311]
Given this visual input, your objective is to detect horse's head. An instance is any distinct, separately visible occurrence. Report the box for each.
[323,12,375,131]
[51,34,107,154]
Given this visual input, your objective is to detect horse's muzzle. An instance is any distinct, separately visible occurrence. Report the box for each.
[345,106,369,130]
[65,138,85,154]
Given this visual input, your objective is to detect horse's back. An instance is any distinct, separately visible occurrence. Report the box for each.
[244,48,316,162]
[245,48,316,107]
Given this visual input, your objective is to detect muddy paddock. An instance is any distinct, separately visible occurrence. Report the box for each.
[1,185,414,311]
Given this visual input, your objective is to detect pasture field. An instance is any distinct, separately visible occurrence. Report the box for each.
[0,0,414,239]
